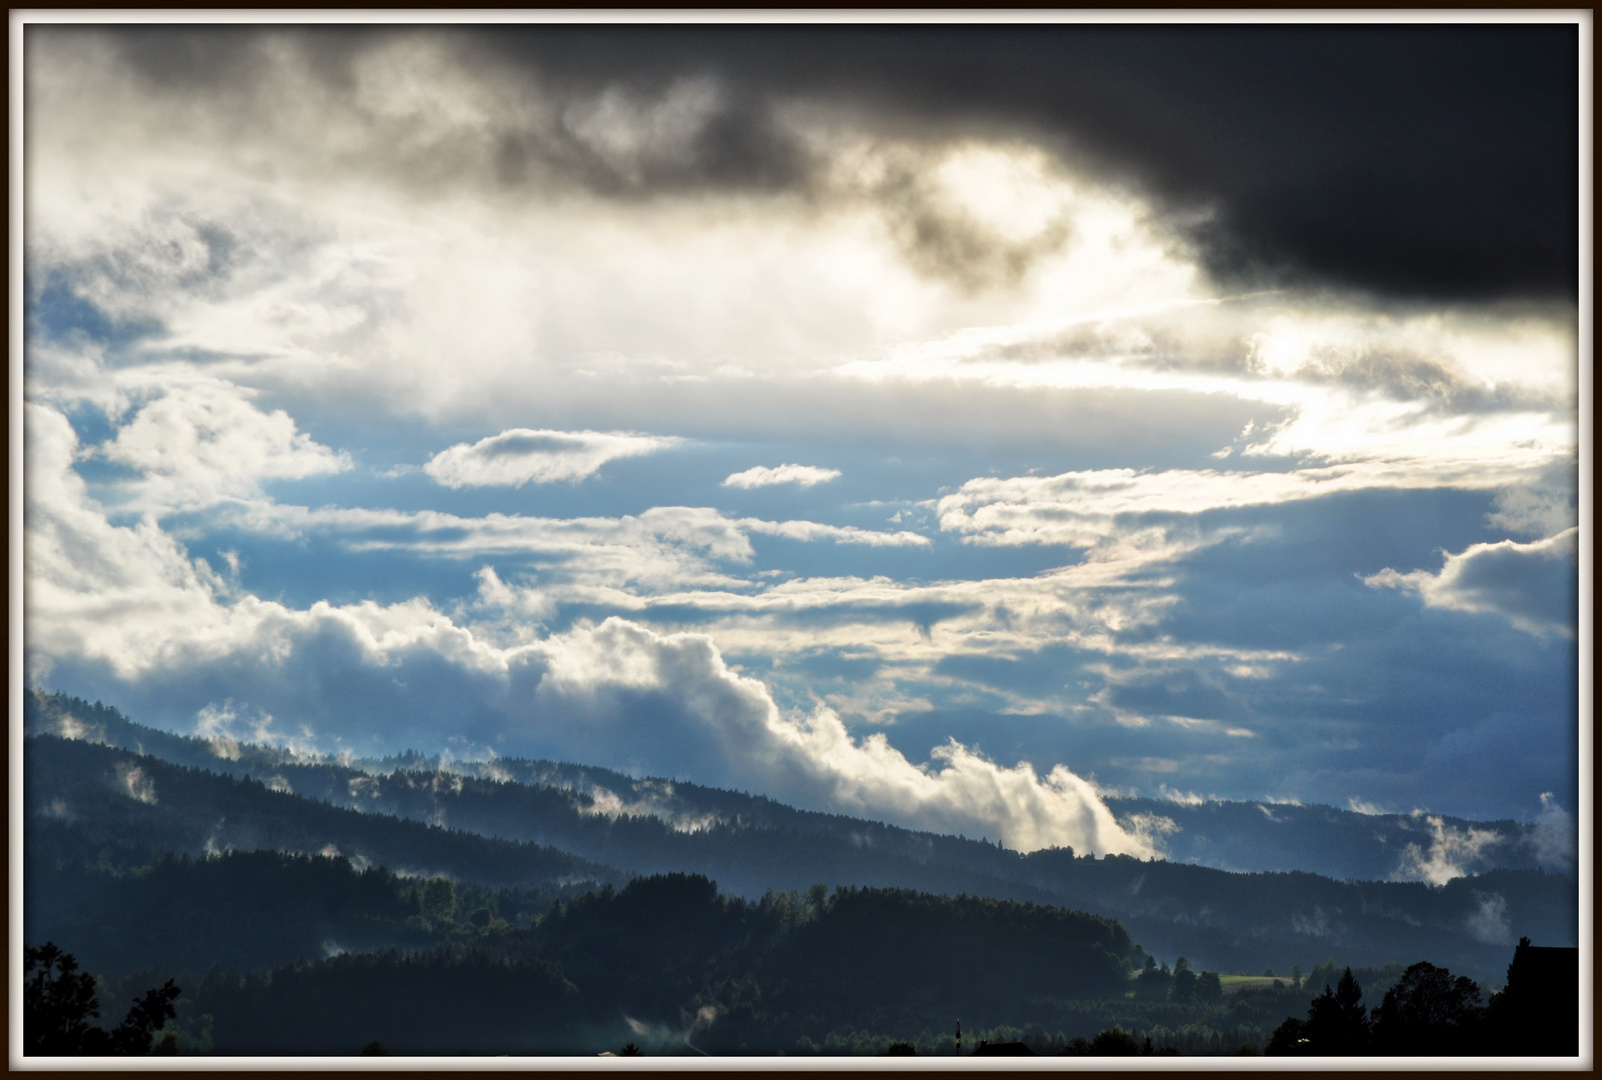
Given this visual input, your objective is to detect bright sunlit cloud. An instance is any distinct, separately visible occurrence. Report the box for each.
[723,464,843,489]
[424,429,682,488]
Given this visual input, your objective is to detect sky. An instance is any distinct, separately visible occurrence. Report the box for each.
[19,19,1585,860]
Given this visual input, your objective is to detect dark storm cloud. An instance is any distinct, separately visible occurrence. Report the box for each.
[52,22,1577,302]
[452,23,1582,302]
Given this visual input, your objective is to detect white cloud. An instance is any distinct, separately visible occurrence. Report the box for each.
[221,502,926,594]
[1391,814,1504,885]
[1528,791,1576,873]
[41,712,109,746]
[1486,481,1579,539]
[723,464,842,489]
[424,428,680,488]
[115,761,157,804]
[739,518,926,547]
[97,380,349,513]
[1465,891,1512,946]
[25,403,236,678]
[21,407,1151,853]
[1363,528,1578,637]
[530,617,1153,856]
[937,460,1571,550]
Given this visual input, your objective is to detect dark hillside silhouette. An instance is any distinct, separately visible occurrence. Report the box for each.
[177,874,1143,1054]
[25,734,622,887]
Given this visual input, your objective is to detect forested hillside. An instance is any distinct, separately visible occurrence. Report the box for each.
[61,873,1159,1055]
[25,691,1555,881]
[24,692,1575,984]
[22,693,1580,1055]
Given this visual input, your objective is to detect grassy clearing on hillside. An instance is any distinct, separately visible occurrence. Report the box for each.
[1218,976,1289,994]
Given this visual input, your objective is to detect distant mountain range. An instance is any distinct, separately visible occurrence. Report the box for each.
[24,690,1574,990]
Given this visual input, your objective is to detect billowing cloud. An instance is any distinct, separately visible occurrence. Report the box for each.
[424,428,679,488]
[1363,528,1578,637]
[36,544,1154,857]
[98,380,349,513]
[22,403,1142,853]
[1391,814,1505,886]
[1528,792,1577,873]
[25,402,237,680]
[529,617,1151,855]
[722,464,842,489]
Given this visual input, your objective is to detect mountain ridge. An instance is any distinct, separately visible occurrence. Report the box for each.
[23,691,1576,985]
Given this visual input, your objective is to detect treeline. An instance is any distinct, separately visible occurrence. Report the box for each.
[27,866,1575,1056]
[1268,941,1578,1056]
[25,735,625,890]
[134,874,1137,1054]
[25,841,587,978]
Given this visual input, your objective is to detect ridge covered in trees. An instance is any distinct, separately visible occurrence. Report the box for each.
[24,692,1575,983]
[21,693,1581,1057]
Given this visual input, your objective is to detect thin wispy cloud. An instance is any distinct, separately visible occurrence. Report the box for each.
[425,429,680,488]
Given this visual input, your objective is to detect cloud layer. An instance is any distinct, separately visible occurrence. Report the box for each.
[31,24,1578,300]
[22,22,1580,860]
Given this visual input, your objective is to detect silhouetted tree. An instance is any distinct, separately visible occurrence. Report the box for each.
[1304,968,1369,1053]
[1373,961,1483,1054]
[1267,1016,1310,1056]
[1089,1028,1140,1055]
[619,1041,644,1056]
[1169,956,1197,1003]
[885,1041,915,1055]
[362,1040,388,1055]
[25,943,102,1055]
[25,943,179,1056]
[1134,955,1171,1001]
